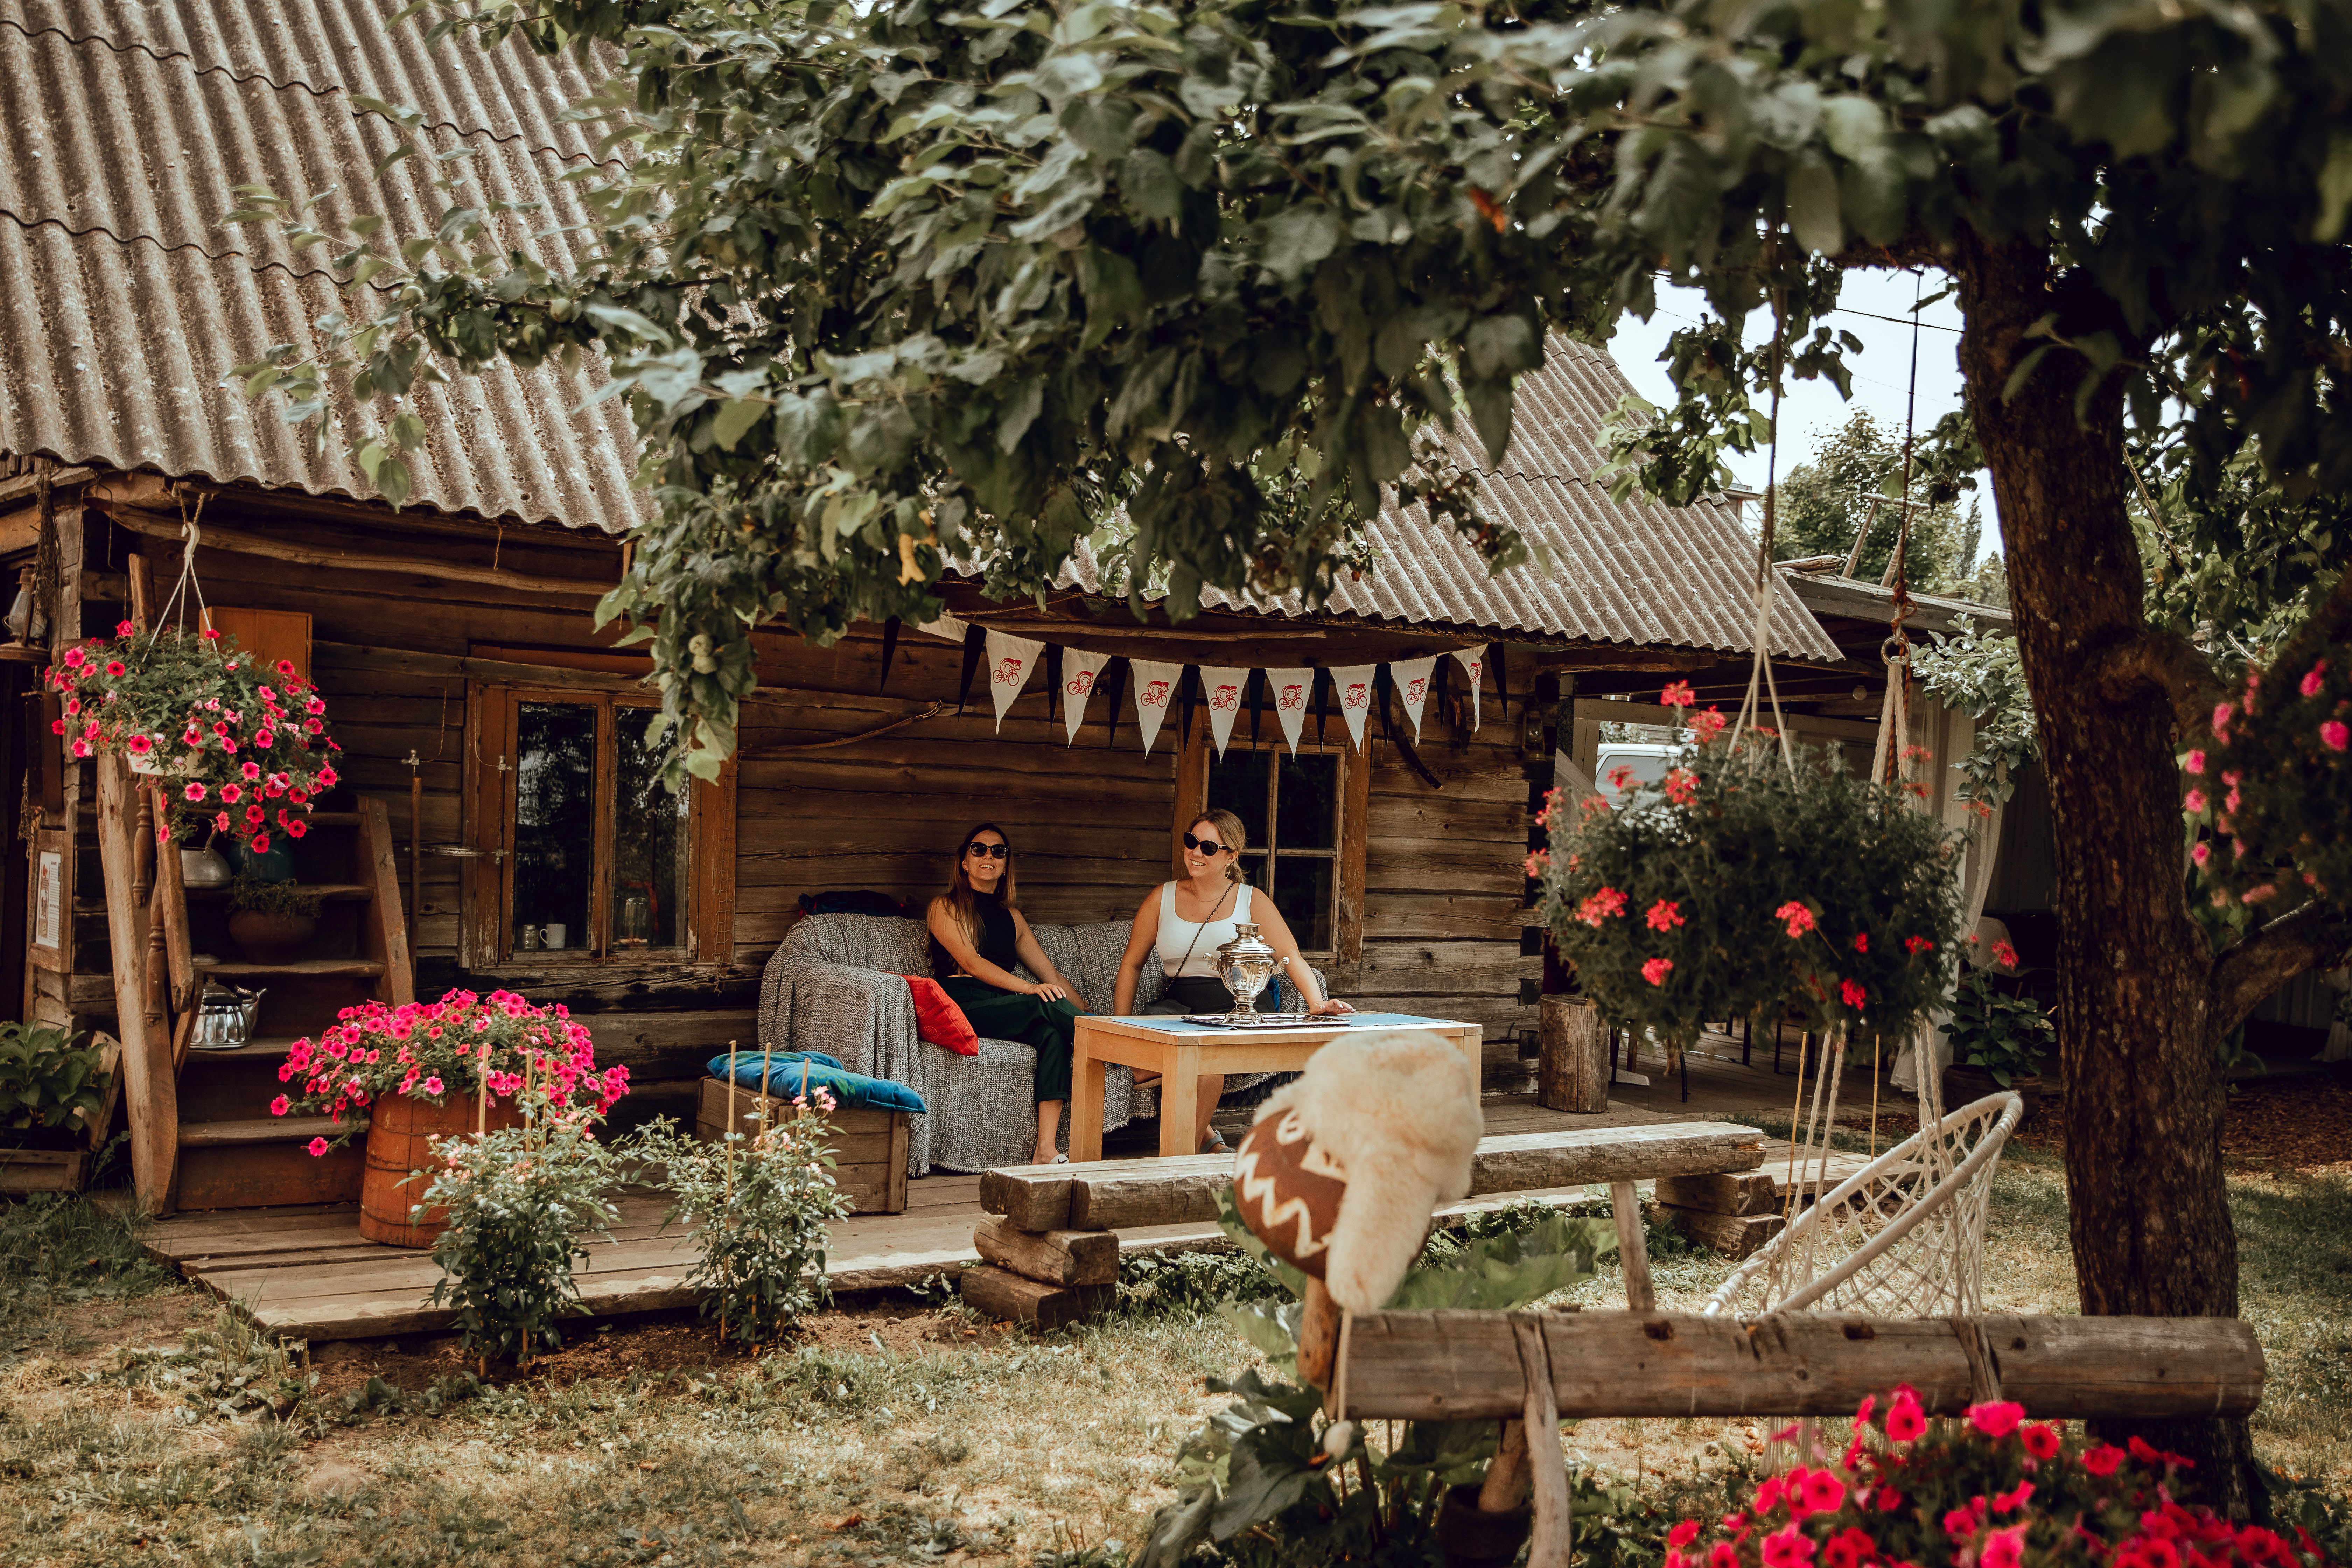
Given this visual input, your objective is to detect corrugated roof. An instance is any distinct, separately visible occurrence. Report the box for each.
[1188,341,1838,659]
[0,0,648,532]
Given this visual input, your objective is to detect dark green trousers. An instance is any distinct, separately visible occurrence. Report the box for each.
[939,977,1078,1104]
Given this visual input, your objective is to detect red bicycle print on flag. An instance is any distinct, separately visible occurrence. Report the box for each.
[1405,676,1428,706]
[1344,682,1369,709]
[1141,679,1171,709]
[1210,683,1239,711]
[1065,670,1096,697]
[993,657,1026,686]
[1278,682,1305,710]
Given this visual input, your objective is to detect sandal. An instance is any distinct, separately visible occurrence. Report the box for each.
[1199,1130,1233,1156]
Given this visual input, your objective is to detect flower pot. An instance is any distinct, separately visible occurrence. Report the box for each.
[227,909,316,965]
[1436,1483,1533,1568]
[360,1092,524,1248]
[1944,1065,2041,1127]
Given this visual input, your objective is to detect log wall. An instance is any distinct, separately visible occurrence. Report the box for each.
[23,490,1544,1130]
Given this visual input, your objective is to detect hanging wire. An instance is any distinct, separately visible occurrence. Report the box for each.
[146,490,216,662]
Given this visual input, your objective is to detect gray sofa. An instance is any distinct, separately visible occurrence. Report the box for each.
[757,912,1319,1175]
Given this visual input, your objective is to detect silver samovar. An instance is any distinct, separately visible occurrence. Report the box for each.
[1212,923,1280,1023]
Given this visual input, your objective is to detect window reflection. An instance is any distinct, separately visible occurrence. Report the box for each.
[612,708,688,950]
[514,702,595,951]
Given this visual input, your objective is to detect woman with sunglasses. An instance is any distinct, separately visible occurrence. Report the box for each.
[1113,808,1352,1154]
[927,824,1093,1166]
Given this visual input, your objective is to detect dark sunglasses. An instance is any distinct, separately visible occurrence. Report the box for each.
[965,840,1010,860]
[1182,831,1230,855]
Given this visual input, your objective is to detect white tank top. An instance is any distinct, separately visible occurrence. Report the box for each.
[1157,880,1252,979]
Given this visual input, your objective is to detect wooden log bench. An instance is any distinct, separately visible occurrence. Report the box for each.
[964,1121,1767,1326]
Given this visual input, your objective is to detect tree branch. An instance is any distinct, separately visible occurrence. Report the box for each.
[2211,901,2352,1035]
[2094,629,2221,737]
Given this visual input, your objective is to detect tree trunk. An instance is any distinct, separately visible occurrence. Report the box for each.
[1951,234,2253,1513]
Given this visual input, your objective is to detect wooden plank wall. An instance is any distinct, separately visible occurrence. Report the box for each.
[34,494,1544,1128]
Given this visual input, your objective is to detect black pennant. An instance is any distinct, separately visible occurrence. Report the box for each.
[1101,658,1127,748]
[1431,655,1452,743]
[1494,644,1510,725]
[955,624,984,716]
[1248,669,1263,746]
[1043,644,1062,723]
[1376,663,1395,743]
[1314,667,1330,744]
[878,616,900,694]
[1179,666,1197,752]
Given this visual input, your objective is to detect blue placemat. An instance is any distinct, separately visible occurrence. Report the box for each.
[1108,1012,1452,1034]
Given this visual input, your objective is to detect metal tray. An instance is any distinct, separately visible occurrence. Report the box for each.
[1176,1013,1352,1028]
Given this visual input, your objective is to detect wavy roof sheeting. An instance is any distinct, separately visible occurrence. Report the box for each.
[0,0,647,532]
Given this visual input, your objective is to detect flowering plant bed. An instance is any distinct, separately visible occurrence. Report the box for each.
[2190,587,2352,911]
[1671,1389,2333,1568]
[45,623,341,851]
[1535,691,1965,1056]
[271,989,631,1153]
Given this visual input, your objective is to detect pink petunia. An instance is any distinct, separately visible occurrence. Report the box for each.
[1762,1525,1816,1568]
[2191,841,2211,867]
[1993,939,2020,968]
[2185,748,2205,774]
[1798,1469,1846,1517]
[127,733,152,755]
[2021,1422,2062,1460]
[2323,720,2349,752]
[250,833,270,854]
[1904,935,1934,954]
[1646,899,1685,932]
[1775,901,1816,938]
[1991,1480,2033,1514]
[104,660,126,678]
[117,620,135,636]
[1660,680,1695,709]
[1981,1524,2029,1568]
[1642,957,1674,986]
[1885,1387,1926,1442]
[421,1075,444,1095]
[306,1136,329,1156]
[1852,932,1869,953]
[2184,789,2207,813]
[2302,660,2326,699]
[1840,978,1867,1008]
[183,782,207,802]
[1969,1400,2026,1438]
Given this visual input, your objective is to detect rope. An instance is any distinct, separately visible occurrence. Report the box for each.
[1730,286,1797,774]
[1948,1315,2003,1403]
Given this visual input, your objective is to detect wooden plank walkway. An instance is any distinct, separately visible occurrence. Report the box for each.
[141,1058,1920,1342]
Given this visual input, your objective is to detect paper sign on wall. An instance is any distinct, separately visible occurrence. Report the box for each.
[33,851,59,950]
[1329,663,1377,751]
[1198,666,1248,758]
[983,628,1043,732]
[1132,659,1183,754]
[1450,644,1488,732]
[1265,667,1314,756]
[1392,654,1438,742]
[1060,648,1109,744]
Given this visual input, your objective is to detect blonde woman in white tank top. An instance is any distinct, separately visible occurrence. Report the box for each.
[1114,808,1351,1153]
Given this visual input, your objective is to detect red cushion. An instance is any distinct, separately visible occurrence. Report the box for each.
[903,976,979,1056]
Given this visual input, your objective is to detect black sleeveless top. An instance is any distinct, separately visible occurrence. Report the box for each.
[933,899,1018,983]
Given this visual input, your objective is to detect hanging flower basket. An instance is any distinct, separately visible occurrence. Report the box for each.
[1534,699,1967,1058]
[46,623,342,852]
[2189,586,2352,909]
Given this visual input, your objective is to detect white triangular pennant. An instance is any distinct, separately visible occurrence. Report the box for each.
[916,612,968,643]
[1450,645,1488,732]
[1392,655,1438,743]
[1131,659,1182,754]
[1060,648,1109,744]
[1330,663,1376,751]
[1266,667,1314,757]
[983,628,1043,732]
[1198,667,1248,758]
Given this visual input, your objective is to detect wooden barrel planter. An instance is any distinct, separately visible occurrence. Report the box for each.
[360,1093,523,1248]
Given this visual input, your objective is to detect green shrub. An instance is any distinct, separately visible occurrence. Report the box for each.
[0,1022,108,1138]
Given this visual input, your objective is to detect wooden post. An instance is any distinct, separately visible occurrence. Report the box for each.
[1537,995,1608,1113]
[97,754,175,1214]
[1611,1181,1655,1310]
[1513,1315,1572,1568]
[1298,1277,1343,1388]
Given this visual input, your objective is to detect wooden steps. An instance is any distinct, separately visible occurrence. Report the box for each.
[179,1114,359,1148]
[197,957,387,980]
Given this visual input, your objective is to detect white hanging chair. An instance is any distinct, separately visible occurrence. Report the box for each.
[1703,1090,2023,1318]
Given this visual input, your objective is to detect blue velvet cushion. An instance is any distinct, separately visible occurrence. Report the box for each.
[705,1052,927,1115]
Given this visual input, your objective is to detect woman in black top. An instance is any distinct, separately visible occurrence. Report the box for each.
[926,823,1092,1165]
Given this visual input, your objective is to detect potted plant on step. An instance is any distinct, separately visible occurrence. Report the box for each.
[0,1023,114,1191]
[46,622,341,852]
[1941,965,2054,1126]
[270,989,632,1247]
[226,873,323,964]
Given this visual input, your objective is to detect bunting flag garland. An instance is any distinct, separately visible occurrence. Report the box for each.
[918,611,969,643]
[1392,654,1438,742]
[955,623,985,715]
[1198,666,1248,757]
[1450,644,1488,732]
[1132,658,1181,754]
[984,628,1043,732]
[1266,667,1314,756]
[1330,663,1377,751]
[1060,647,1109,744]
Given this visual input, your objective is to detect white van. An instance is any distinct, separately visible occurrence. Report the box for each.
[1590,742,1681,808]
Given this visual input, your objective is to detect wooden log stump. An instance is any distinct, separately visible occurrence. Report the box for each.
[1661,1203,1786,1260]
[974,1217,1119,1287]
[1658,1171,1780,1217]
[958,1263,1114,1330]
[1536,996,1608,1113]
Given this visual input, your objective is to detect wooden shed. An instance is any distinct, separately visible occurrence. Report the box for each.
[0,0,1850,1213]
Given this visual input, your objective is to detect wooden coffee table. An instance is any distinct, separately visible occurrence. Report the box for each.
[1068,1013,1482,1161]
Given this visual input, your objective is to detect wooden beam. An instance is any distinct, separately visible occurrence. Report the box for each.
[96,754,176,1214]
[311,641,650,695]
[97,505,617,600]
[0,466,96,509]
[1339,1311,2266,1422]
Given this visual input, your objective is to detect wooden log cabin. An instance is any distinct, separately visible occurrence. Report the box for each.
[0,0,1852,1213]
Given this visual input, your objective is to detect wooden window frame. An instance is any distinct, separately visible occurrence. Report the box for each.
[1175,711,1368,964]
[462,682,736,971]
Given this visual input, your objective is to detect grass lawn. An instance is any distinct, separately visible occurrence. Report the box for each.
[3,1125,2346,1567]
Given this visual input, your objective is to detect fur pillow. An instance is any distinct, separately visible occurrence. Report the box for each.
[1248,1029,1482,1314]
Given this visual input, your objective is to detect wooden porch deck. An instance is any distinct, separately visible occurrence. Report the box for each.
[141,1039,1907,1343]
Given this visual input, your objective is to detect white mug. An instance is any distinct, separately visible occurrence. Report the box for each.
[540,923,567,951]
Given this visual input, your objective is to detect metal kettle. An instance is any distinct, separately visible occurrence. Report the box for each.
[192,983,266,1051]
[1212,922,1281,1023]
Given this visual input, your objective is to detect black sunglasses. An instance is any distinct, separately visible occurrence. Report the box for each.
[965,840,1010,860]
[1182,831,1230,855]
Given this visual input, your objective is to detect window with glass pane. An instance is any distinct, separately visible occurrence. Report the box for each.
[1205,746,1342,956]
[611,708,689,950]
[514,703,596,952]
